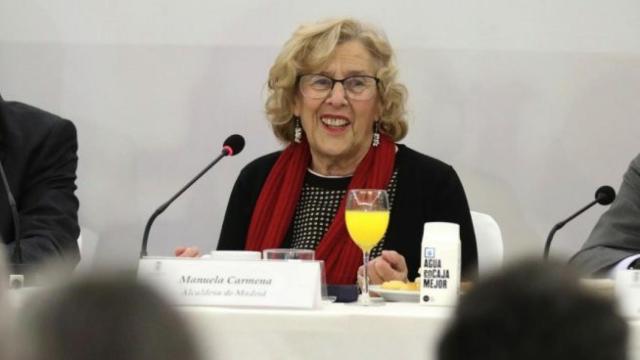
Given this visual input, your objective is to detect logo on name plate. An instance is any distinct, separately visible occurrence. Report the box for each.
[424,247,436,258]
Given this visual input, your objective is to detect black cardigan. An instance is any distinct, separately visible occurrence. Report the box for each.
[218,144,478,280]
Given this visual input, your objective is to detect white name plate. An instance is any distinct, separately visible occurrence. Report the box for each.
[615,270,640,317]
[138,257,322,309]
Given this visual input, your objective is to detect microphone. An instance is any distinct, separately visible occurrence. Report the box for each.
[139,134,245,258]
[543,185,616,259]
[221,134,245,156]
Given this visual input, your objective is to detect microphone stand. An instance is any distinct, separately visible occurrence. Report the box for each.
[140,150,228,258]
[0,161,21,263]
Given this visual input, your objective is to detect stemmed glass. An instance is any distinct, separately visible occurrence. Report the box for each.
[345,189,390,305]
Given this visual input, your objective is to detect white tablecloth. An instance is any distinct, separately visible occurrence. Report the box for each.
[11,288,640,360]
[180,302,453,360]
[181,302,640,360]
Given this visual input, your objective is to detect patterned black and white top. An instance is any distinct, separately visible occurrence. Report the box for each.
[284,169,399,258]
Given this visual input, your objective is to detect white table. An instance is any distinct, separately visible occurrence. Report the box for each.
[181,301,640,360]
[11,288,640,360]
[180,302,452,360]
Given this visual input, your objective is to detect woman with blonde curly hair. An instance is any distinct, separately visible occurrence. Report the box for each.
[179,18,477,285]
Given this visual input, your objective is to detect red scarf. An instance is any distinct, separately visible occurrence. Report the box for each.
[245,135,396,284]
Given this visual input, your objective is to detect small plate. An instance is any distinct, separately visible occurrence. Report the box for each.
[369,285,420,303]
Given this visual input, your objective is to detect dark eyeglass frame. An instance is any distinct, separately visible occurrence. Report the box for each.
[297,74,382,100]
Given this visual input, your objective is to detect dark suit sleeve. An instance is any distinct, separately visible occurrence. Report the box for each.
[5,119,80,266]
[432,166,478,279]
[570,154,640,276]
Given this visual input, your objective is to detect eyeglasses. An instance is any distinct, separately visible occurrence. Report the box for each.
[298,74,380,101]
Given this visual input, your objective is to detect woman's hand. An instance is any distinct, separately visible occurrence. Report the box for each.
[174,246,201,257]
[358,250,409,285]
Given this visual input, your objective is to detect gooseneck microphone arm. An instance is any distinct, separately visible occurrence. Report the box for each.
[543,199,598,259]
[140,151,225,258]
[140,134,245,258]
[543,185,616,260]
[0,161,21,263]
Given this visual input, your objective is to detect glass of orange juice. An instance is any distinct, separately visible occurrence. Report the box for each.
[345,189,389,305]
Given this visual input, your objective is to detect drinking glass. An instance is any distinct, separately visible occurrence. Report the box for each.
[345,189,390,305]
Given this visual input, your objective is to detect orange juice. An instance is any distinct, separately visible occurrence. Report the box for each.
[345,210,390,252]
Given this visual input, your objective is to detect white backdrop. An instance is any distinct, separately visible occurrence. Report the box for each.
[1,0,639,269]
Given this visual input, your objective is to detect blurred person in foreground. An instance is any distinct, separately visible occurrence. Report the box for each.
[438,259,628,360]
[0,93,80,270]
[177,18,477,285]
[17,275,202,360]
[570,153,640,277]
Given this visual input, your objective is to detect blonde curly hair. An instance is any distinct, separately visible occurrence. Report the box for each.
[266,18,408,143]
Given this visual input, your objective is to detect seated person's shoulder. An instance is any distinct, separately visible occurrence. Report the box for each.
[239,151,282,178]
[3,101,75,137]
[396,144,455,177]
[631,153,640,171]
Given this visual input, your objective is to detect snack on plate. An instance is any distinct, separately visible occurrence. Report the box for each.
[381,280,419,292]
[381,280,405,290]
[403,281,419,291]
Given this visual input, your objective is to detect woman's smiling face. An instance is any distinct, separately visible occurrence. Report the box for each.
[294,40,381,173]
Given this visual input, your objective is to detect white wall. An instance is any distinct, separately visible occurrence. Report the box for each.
[1,0,639,268]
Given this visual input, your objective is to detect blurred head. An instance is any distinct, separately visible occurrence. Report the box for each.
[438,259,628,360]
[19,274,201,360]
[266,18,407,164]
